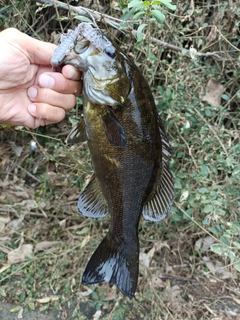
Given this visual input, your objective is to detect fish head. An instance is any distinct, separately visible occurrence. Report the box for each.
[63,23,131,106]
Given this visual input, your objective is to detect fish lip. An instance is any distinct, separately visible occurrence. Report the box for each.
[64,54,88,73]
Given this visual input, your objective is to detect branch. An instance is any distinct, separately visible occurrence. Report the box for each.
[37,0,237,61]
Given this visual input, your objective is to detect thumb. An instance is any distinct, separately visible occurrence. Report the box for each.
[22,33,57,65]
[2,28,57,65]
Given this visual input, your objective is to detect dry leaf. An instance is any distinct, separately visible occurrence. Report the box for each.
[167,285,182,299]
[139,247,155,269]
[8,244,33,264]
[0,215,11,231]
[7,215,24,231]
[195,236,215,252]
[34,241,60,253]
[36,296,59,304]
[17,307,23,319]
[202,78,225,107]
[101,283,117,301]
[78,288,93,297]
[206,26,218,43]
[93,310,101,320]
[149,276,167,289]
[0,264,11,274]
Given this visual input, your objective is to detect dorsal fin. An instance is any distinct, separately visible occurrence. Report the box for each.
[142,116,174,221]
[78,175,109,218]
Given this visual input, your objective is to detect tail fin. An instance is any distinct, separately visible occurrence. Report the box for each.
[82,233,139,298]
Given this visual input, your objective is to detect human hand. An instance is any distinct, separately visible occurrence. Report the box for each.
[0,28,82,128]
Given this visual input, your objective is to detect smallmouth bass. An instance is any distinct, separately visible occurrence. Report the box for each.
[51,23,174,298]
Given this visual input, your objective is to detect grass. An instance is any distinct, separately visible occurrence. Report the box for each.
[0,0,240,319]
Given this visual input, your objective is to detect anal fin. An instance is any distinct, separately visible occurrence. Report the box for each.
[78,175,108,218]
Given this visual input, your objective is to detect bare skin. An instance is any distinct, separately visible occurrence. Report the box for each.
[0,28,82,128]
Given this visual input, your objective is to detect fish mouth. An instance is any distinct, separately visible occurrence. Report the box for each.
[64,52,88,73]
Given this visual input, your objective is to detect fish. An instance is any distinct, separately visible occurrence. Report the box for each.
[51,22,174,298]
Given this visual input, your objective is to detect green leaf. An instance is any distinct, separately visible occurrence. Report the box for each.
[220,235,230,246]
[233,241,240,249]
[128,0,143,8]
[136,23,147,42]
[228,251,235,263]
[208,227,220,235]
[198,187,209,194]
[201,165,209,177]
[0,288,6,297]
[19,291,26,303]
[151,9,165,24]
[234,260,240,272]
[159,0,177,10]
[133,11,146,20]
[221,93,229,100]
[122,7,135,20]
[203,204,213,213]
[76,226,89,235]
[210,243,227,256]
[205,109,212,117]
[74,15,92,22]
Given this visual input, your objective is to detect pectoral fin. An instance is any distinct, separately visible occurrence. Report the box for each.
[142,116,174,221]
[101,108,127,147]
[78,175,109,218]
[65,118,88,144]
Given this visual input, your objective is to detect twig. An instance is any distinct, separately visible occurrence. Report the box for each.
[37,0,237,61]
[159,274,195,282]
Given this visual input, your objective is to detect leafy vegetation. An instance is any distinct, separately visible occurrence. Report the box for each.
[0,0,239,319]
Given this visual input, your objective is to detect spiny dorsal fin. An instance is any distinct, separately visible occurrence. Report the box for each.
[78,175,109,218]
[142,116,174,221]
[65,118,88,144]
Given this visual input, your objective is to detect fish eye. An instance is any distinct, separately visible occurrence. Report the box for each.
[105,46,116,59]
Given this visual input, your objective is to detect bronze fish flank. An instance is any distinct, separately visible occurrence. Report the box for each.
[52,22,174,298]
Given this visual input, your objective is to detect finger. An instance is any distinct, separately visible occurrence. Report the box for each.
[27,87,76,111]
[62,65,82,81]
[38,72,82,95]
[28,103,66,124]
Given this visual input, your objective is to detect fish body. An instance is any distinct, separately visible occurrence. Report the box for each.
[52,23,174,298]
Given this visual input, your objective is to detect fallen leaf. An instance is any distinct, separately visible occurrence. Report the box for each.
[36,296,59,304]
[195,236,215,252]
[139,247,155,269]
[12,145,23,157]
[93,310,101,320]
[34,241,60,253]
[17,307,23,319]
[167,285,182,299]
[0,264,11,274]
[8,244,33,264]
[7,215,24,231]
[78,288,93,297]
[202,78,226,106]
[101,283,117,301]
[0,215,11,231]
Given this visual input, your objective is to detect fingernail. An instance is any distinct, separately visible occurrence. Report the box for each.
[28,104,36,113]
[68,67,79,80]
[27,87,37,98]
[39,74,55,88]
